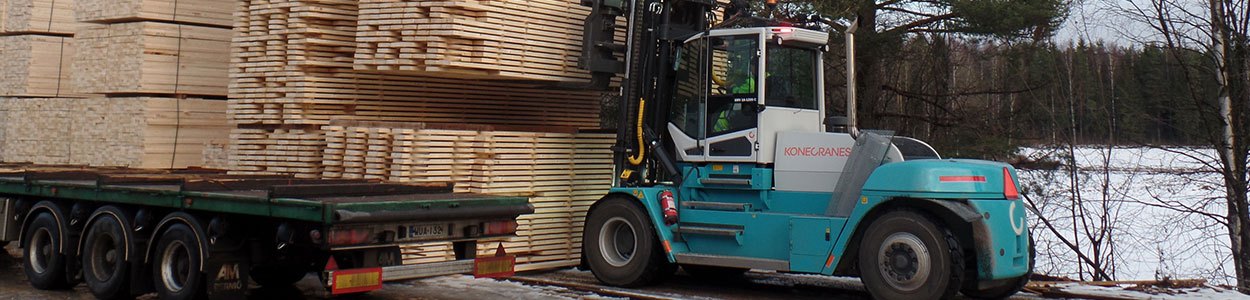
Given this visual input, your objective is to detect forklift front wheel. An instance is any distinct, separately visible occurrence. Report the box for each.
[857,210,963,300]
[585,197,673,287]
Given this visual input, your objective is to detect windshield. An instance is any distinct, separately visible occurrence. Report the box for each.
[765,44,818,110]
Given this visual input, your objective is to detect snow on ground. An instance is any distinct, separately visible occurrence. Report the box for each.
[1017,147,1235,284]
[1041,282,1250,300]
[375,275,622,300]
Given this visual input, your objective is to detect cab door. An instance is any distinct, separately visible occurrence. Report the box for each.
[703,34,760,163]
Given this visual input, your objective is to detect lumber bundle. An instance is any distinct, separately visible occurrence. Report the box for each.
[227,128,326,178]
[1,0,77,35]
[318,123,614,271]
[75,0,234,27]
[354,0,594,83]
[230,0,603,128]
[0,97,230,167]
[0,35,78,97]
[73,22,230,97]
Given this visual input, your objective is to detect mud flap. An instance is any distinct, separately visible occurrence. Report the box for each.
[205,256,250,300]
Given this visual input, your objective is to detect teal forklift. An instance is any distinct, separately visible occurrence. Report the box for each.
[577,0,1032,299]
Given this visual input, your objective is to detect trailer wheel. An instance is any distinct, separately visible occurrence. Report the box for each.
[22,212,73,290]
[858,210,962,300]
[152,223,205,300]
[250,264,307,287]
[585,197,673,287]
[82,213,132,299]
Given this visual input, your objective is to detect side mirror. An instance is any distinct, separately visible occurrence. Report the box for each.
[826,116,849,133]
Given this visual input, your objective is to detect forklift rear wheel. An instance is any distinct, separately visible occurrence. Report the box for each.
[23,212,74,290]
[585,196,673,287]
[82,211,133,299]
[858,210,962,300]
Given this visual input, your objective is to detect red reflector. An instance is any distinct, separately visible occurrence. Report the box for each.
[939,176,986,182]
[1003,168,1020,200]
[325,256,339,271]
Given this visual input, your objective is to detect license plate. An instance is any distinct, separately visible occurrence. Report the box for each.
[473,255,515,278]
[331,268,383,295]
[397,223,447,241]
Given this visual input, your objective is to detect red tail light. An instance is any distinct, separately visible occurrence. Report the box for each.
[1003,167,1020,200]
[484,220,519,236]
[659,190,678,225]
[328,228,374,246]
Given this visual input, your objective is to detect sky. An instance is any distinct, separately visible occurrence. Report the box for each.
[1056,0,1140,46]
[1053,0,1218,48]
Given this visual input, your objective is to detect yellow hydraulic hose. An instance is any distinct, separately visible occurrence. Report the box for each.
[627,98,646,166]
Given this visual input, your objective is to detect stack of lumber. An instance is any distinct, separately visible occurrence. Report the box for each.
[75,0,234,27]
[1,0,78,35]
[353,0,594,83]
[318,122,614,271]
[229,0,603,128]
[0,97,230,167]
[227,128,326,178]
[73,22,231,96]
[0,35,78,97]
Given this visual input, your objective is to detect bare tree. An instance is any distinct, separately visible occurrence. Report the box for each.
[1115,0,1250,292]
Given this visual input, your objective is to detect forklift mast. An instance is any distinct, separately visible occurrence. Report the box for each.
[581,0,721,187]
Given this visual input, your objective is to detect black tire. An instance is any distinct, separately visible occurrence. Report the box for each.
[22,212,73,290]
[962,235,1035,299]
[584,196,674,287]
[682,264,748,281]
[250,264,308,287]
[82,211,133,300]
[858,210,963,300]
[152,223,205,300]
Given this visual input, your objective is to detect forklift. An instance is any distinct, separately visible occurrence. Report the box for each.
[576,0,1033,299]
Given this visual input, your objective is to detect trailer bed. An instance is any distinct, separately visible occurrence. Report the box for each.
[0,164,531,225]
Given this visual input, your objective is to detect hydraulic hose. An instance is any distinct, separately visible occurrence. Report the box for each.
[628,98,646,166]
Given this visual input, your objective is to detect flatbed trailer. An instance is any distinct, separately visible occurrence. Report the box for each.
[0,163,533,299]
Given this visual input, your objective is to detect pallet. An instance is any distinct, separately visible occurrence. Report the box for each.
[74,22,230,97]
[0,35,79,97]
[1,0,76,35]
[0,97,230,168]
[75,0,234,27]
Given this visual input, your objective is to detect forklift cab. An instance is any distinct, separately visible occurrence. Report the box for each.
[667,27,830,164]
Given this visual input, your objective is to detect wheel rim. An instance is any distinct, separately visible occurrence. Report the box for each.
[160,240,192,292]
[27,228,52,274]
[89,231,120,282]
[598,217,637,267]
[877,232,931,292]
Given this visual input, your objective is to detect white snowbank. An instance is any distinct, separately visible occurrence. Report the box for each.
[1017,147,1235,285]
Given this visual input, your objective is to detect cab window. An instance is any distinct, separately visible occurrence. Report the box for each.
[765,44,818,110]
